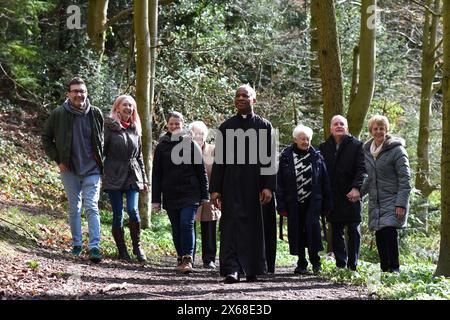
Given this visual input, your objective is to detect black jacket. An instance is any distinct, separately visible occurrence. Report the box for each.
[152,132,208,210]
[319,134,366,222]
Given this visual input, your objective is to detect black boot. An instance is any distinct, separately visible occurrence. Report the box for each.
[112,227,131,261]
[129,221,147,262]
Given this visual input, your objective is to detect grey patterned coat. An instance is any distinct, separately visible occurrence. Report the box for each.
[360,135,412,231]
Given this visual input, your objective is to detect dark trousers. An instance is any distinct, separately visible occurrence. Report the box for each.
[263,198,277,273]
[375,226,400,272]
[200,220,217,263]
[297,248,320,269]
[296,200,319,269]
[331,222,361,270]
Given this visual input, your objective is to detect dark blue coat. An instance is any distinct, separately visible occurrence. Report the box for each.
[276,145,332,254]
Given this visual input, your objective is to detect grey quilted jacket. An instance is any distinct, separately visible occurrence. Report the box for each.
[360,135,412,231]
[103,117,148,191]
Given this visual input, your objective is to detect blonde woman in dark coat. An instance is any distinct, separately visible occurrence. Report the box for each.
[103,95,148,262]
[361,115,412,273]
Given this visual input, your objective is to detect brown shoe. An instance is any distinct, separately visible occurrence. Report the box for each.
[178,255,193,274]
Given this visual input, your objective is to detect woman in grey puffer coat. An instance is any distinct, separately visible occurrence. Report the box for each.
[361,115,411,273]
[103,95,148,262]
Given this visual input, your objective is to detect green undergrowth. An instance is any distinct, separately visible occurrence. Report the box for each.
[318,257,450,300]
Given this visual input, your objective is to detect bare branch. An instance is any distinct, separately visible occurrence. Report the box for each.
[431,38,443,56]
[104,8,133,31]
[411,0,441,17]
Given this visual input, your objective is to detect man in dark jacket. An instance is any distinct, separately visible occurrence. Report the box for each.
[210,84,276,283]
[42,77,104,263]
[319,115,366,271]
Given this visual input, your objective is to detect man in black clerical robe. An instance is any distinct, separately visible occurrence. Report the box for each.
[210,84,276,283]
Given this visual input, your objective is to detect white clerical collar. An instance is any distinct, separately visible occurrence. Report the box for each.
[239,112,253,119]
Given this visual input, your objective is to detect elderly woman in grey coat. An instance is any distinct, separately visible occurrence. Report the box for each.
[361,115,411,273]
[104,95,148,262]
[190,121,221,269]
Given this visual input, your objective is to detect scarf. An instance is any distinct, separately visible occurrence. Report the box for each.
[370,139,384,159]
[120,119,131,129]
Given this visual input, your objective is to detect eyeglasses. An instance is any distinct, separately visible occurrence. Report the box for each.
[70,89,87,94]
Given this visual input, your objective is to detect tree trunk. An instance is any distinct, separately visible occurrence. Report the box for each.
[308,3,324,127]
[416,0,441,234]
[140,0,159,229]
[435,0,450,277]
[309,5,332,252]
[311,0,344,139]
[87,0,109,56]
[346,0,376,138]
[134,0,151,229]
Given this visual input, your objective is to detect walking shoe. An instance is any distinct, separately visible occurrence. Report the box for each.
[312,265,322,275]
[71,246,82,256]
[246,275,258,282]
[294,267,309,275]
[224,272,240,284]
[178,255,193,274]
[89,247,102,263]
[203,261,216,269]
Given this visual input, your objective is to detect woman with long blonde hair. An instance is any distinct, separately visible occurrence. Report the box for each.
[103,95,148,262]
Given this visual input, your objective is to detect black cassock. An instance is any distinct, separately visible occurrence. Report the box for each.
[210,113,276,277]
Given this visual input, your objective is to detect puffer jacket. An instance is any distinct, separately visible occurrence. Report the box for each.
[103,117,148,191]
[360,135,412,231]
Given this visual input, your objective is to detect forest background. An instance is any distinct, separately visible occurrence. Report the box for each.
[0,0,450,299]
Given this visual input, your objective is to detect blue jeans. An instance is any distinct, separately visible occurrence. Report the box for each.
[166,206,197,257]
[107,188,140,228]
[60,171,101,250]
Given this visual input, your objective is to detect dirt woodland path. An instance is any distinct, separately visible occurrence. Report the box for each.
[0,245,369,302]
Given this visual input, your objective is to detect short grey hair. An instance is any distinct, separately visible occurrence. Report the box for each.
[189,121,209,141]
[237,84,256,99]
[330,115,348,128]
[292,124,313,140]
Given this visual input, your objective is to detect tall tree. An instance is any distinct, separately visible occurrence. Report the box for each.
[140,0,159,228]
[436,0,450,277]
[346,0,376,137]
[309,3,333,253]
[416,0,441,233]
[134,0,151,228]
[311,0,344,138]
[87,0,109,55]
